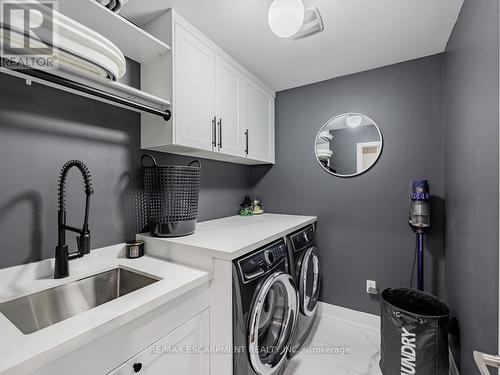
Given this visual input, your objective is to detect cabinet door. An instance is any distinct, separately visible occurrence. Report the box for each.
[174,23,215,151]
[108,310,209,375]
[215,55,244,157]
[242,77,275,163]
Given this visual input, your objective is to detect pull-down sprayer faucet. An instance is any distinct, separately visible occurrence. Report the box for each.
[54,160,94,279]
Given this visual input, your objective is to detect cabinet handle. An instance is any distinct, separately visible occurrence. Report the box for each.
[218,118,222,148]
[133,362,142,373]
[211,116,217,147]
[245,129,249,155]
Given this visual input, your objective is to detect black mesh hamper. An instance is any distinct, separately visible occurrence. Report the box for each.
[380,288,450,375]
[142,154,201,237]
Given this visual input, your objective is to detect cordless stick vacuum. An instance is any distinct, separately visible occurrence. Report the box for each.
[409,180,431,291]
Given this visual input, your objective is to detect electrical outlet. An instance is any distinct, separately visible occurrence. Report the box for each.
[366,280,377,294]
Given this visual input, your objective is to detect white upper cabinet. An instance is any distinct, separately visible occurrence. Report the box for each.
[243,78,275,163]
[142,10,275,165]
[174,24,215,151]
[215,56,244,158]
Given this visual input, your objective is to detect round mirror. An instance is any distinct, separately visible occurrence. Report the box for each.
[314,113,383,177]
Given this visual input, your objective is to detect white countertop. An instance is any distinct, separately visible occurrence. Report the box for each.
[138,213,317,260]
[0,244,211,374]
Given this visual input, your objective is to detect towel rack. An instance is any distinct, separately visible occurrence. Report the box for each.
[0,60,172,121]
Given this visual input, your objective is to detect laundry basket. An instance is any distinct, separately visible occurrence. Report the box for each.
[380,288,450,375]
[142,154,201,237]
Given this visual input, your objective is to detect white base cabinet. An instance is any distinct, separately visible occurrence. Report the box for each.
[108,310,209,375]
[33,284,209,375]
[141,9,275,165]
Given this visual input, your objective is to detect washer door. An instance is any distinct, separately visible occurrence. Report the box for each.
[299,247,321,316]
[248,272,298,375]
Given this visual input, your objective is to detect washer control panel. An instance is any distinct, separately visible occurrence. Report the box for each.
[237,240,287,283]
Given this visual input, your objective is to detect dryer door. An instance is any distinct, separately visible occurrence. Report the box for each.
[248,272,298,375]
[299,247,321,316]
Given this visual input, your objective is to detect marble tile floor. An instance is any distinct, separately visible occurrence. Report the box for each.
[284,306,382,375]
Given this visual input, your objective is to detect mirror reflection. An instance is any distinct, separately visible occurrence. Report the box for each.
[315,113,383,177]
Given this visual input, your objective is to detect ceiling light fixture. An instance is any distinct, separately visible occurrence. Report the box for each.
[268,0,305,38]
[346,115,362,128]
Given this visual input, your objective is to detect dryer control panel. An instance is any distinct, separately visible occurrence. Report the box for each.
[237,239,287,284]
[290,225,315,252]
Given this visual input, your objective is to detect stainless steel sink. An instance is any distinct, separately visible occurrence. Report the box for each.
[0,268,160,334]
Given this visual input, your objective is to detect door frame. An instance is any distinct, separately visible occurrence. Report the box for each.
[356,141,382,174]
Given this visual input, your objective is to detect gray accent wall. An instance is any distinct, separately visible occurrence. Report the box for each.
[0,73,252,269]
[444,0,499,372]
[252,54,445,314]
[0,73,142,269]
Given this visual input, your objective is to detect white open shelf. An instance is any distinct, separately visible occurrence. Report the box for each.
[0,0,173,119]
[0,66,170,116]
[68,69,171,109]
[0,0,172,119]
[58,0,170,63]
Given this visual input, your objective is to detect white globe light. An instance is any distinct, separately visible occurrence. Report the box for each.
[346,115,362,128]
[268,0,305,38]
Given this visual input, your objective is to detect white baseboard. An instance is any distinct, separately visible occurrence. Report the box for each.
[317,302,380,330]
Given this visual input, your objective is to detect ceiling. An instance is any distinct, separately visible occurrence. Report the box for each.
[121,0,463,92]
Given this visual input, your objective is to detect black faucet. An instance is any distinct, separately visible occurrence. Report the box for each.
[54,160,94,279]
